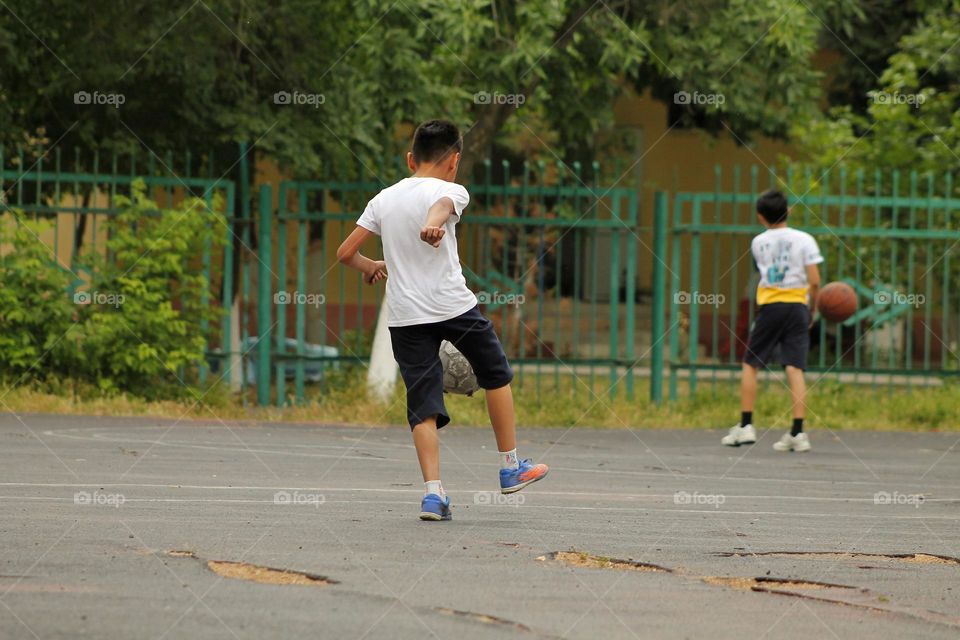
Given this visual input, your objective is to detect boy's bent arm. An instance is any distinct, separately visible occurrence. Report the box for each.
[337,226,387,284]
[806,264,821,316]
[425,197,455,227]
[420,197,455,247]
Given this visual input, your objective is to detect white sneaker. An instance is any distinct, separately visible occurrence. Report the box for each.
[721,423,756,446]
[773,432,811,452]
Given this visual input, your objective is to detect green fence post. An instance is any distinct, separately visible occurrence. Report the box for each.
[624,188,638,400]
[199,189,213,385]
[257,184,273,406]
[650,192,668,404]
[608,193,622,399]
[275,187,288,407]
[668,196,683,401]
[221,179,236,389]
[689,197,701,395]
[238,144,252,398]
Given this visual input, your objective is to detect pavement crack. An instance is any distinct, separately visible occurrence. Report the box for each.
[434,608,533,632]
[164,550,337,586]
[702,576,858,590]
[537,550,672,573]
[715,551,960,565]
[538,549,960,629]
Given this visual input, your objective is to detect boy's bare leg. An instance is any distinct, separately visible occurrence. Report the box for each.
[485,384,517,452]
[486,382,548,491]
[740,363,758,412]
[411,416,440,482]
[784,366,806,419]
[777,365,810,449]
[723,363,759,445]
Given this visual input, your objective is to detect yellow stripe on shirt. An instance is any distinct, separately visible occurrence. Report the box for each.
[756,286,808,305]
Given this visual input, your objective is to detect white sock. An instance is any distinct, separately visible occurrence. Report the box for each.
[425,480,445,497]
[500,449,519,470]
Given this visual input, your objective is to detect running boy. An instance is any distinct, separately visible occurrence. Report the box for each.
[336,120,549,520]
[722,190,822,452]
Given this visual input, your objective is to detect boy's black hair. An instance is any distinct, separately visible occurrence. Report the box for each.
[756,189,789,224]
[411,120,462,163]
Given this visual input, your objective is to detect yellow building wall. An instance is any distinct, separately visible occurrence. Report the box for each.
[608,87,798,302]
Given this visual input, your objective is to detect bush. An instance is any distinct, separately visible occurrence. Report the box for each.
[0,181,226,399]
[0,216,74,379]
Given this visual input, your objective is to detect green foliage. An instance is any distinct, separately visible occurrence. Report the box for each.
[354,0,861,174]
[0,0,862,180]
[788,0,960,298]
[68,181,226,397]
[792,0,960,180]
[0,0,371,176]
[0,217,74,378]
[0,183,224,398]
[630,0,862,140]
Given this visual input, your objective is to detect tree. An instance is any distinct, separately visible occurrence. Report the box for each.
[1,0,863,182]
[0,0,369,177]
[349,0,863,180]
[791,0,959,181]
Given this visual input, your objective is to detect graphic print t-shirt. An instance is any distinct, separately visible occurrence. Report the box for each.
[750,227,823,305]
[356,177,477,327]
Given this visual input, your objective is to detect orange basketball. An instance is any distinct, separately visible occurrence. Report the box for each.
[818,282,857,322]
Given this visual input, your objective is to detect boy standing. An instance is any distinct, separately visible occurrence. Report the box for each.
[722,190,822,452]
[337,120,549,520]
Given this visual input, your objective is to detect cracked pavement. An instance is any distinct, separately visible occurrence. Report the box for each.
[0,413,958,639]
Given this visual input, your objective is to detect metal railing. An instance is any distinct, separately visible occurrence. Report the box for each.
[660,165,960,402]
[257,159,643,405]
[0,145,239,386]
[10,150,956,407]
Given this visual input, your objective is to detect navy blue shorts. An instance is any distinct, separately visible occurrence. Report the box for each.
[389,306,513,429]
[743,302,811,370]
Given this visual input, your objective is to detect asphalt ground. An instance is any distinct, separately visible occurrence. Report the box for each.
[1,413,958,639]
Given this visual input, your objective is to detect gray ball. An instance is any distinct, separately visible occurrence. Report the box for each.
[438,340,480,396]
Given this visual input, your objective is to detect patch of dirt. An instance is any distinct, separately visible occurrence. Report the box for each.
[702,576,758,589]
[904,553,959,565]
[702,576,856,590]
[207,560,335,586]
[165,550,336,586]
[538,548,959,630]
[538,550,672,573]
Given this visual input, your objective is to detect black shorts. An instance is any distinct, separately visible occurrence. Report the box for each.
[389,306,513,429]
[743,302,811,370]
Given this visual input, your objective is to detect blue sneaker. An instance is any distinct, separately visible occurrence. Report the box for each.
[419,493,452,521]
[500,459,549,494]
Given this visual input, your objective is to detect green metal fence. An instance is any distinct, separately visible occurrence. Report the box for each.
[256,159,643,406]
[0,145,240,386]
[16,151,954,407]
[660,165,960,402]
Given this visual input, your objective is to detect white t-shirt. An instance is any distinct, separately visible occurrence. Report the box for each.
[357,177,478,327]
[751,227,823,305]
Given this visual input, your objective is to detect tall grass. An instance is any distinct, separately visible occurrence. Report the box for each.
[3,369,958,431]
